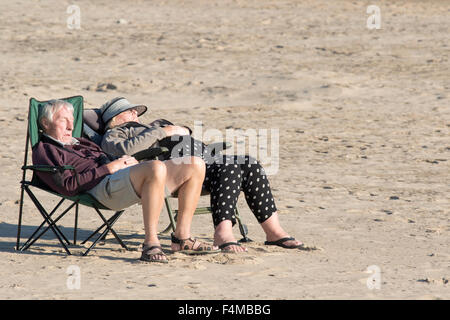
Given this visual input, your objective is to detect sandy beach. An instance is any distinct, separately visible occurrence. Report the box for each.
[0,0,449,300]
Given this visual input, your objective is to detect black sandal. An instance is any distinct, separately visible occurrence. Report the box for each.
[140,244,168,263]
[218,242,247,253]
[264,237,304,249]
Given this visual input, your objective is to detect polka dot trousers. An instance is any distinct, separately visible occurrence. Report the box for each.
[167,136,277,227]
[203,155,277,227]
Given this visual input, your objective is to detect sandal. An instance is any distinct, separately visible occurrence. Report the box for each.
[140,244,168,263]
[219,242,247,253]
[171,233,220,255]
[264,237,304,249]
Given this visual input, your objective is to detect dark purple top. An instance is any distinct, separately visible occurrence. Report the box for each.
[32,136,110,196]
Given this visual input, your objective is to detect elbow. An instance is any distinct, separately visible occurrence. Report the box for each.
[56,184,80,197]
[110,143,130,157]
[62,189,79,197]
[53,177,80,197]
[104,143,126,157]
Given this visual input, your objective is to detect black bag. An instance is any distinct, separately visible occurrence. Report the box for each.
[149,119,226,162]
[157,135,206,161]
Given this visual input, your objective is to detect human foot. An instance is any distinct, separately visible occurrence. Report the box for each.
[260,214,303,249]
[171,233,220,255]
[264,237,304,249]
[140,244,168,263]
[218,241,248,253]
[214,221,248,253]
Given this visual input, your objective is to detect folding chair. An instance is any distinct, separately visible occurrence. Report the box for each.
[82,108,251,242]
[160,189,251,242]
[16,96,131,256]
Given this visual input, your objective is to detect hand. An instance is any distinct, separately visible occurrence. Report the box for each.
[162,125,190,136]
[120,155,139,167]
[104,155,138,174]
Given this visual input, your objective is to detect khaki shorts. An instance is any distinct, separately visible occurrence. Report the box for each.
[87,167,140,211]
[87,166,172,211]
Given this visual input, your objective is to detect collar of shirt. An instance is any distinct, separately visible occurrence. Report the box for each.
[43,134,80,146]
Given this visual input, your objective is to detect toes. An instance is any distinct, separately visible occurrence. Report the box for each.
[223,245,247,253]
[286,240,303,248]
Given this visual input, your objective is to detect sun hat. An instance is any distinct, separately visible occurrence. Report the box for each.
[100,97,147,125]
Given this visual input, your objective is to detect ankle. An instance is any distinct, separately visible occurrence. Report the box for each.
[265,231,289,242]
[145,233,160,243]
[215,220,233,232]
[214,223,237,244]
[173,230,190,241]
[143,241,160,247]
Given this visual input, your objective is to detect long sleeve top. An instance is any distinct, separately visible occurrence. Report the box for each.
[32,136,111,196]
[101,121,167,157]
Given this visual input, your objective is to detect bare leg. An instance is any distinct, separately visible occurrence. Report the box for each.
[214,212,302,252]
[164,156,218,251]
[260,212,303,247]
[214,220,248,252]
[129,160,167,261]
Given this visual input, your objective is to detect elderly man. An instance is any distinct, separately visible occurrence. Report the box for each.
[33,99,218,263]
[100,97,304,253]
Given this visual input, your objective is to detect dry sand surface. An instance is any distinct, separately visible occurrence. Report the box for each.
[0,0,449,300]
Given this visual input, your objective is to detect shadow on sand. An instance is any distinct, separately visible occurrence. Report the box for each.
[0,222,172,262]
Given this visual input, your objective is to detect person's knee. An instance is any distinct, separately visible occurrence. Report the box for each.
[189,156,206,175]
[144,160,167,181]
[246,155,259,166]
[246,155,266,173]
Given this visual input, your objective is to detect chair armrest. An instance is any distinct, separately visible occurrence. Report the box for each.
[22,164,80,188]
[132,147,169,161]
[22,164,76,173]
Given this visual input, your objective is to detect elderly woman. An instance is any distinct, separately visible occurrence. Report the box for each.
[33,99,218,263]
[100,97,304,252]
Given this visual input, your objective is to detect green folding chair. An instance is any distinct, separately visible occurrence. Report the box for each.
[16,96,131,256]
[161,189,251,243]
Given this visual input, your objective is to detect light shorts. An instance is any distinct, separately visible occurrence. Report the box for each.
[87,166,172,211]
[87,167,140,211]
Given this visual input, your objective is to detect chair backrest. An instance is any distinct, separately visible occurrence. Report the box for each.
[23,96,84,190]
[82,108,104,146]
[81,106,176,147]
[28,96,84,148]
[24,97,110,208]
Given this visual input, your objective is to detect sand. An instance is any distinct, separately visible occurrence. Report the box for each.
[0,0,448,300]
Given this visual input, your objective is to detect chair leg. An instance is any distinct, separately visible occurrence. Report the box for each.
[21,196,73,251]
[160,196,252,243]
[81,210,122,244]
[82,209,127,256]
[99,211,122,241]
[16,185,26,251]
[73,203,79,245]
[22,187,72,254]
[161,196,177,234]
[24,199,74,249]
[235,208,252,243]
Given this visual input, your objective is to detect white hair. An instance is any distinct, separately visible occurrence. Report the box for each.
[39,99,74,127]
